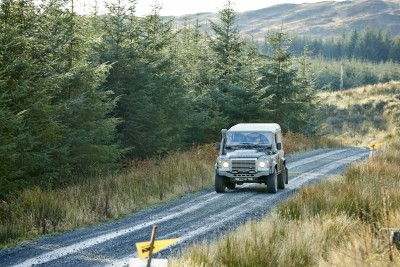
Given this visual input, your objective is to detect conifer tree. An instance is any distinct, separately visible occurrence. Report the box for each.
[100,3,187,157]
[209,1,264,125]
[0,0,64,192]
[294,45,317,134]
[0,0,121,197]
[389,36,400,62]
[176,15,227,144]
[132,5,187,156]
[261,27,316,132]
[38,0,121,177]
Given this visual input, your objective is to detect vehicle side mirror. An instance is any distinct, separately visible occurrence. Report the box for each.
[277,143,282,150]
[221,129,227,138]
[215,143,221,150]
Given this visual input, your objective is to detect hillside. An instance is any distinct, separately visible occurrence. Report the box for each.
[173,0,400,39]
[318,81,400,145]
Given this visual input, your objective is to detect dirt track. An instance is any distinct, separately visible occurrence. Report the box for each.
[0,148,369,267]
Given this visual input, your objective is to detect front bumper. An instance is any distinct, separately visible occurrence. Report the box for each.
[218,169,271,183]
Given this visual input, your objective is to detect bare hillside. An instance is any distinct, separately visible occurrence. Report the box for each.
[173,0,400,39]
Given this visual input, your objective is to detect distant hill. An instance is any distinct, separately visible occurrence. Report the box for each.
[172,0,400,39]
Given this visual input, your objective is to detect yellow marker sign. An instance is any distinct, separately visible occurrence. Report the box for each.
[136,238,180,259]
[369,142,383,150]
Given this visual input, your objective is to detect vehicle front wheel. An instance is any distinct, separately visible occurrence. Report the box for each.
[215,173,226,193]
[278,166,286,189]
[267,171,278,193]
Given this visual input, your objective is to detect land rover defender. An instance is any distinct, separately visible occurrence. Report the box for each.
[215,123,288,193]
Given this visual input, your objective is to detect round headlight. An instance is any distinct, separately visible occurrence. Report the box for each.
[222,161,229,168]
[259,161,266,168]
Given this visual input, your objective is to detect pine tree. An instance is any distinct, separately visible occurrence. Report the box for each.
[209,1,264,125]
[0,0,64,193]
[389,36,400,62]
[260,26,315,132]
[176,15,228,144]
[133,5,187,156]
[0,0,122,197]
[261,27,296,128]
[37,0,122,177]
[100,3,188,157]
[294,45,317,134]
[347,28,359,59]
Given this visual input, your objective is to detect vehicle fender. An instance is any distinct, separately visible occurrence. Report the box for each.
[214,163,218,173]
[271,161,278,174]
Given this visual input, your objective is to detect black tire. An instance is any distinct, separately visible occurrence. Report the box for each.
[278,166,286,189]
[226,181,236,190]
[285,166,289,184]
[215,173,226,193]
[267,171,278,193]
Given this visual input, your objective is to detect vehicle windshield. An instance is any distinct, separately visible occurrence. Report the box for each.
[225,132,273,147]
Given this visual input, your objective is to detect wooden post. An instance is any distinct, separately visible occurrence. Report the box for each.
[147,225,158,267]
[340,61,344,90]
[369,144,376,159]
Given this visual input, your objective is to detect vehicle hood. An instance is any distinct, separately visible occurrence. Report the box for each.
[225,149,265,159]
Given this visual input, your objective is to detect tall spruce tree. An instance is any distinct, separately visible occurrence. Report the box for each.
[209,1,264,125]
[38,0,121,177]
[293,45,317,134]
[101,3,187,157]
[133,6,187,156]
[261,28,296,129]
[261,27,315,132]
[0,0,64,194]
[176,16,227,144]
[0,0,121,197]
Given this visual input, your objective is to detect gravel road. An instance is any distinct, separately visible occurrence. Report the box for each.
[0,148,369,267]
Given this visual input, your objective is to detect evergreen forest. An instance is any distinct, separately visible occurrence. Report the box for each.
[1,0,399,199]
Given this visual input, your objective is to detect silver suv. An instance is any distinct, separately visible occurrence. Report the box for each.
[215,123,288,193]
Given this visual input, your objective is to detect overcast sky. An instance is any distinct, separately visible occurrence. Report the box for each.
[77,0,342,16]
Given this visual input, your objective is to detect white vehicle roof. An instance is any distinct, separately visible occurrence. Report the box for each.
[228,123,281,133]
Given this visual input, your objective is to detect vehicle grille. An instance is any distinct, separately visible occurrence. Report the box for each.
[231,160,256,173]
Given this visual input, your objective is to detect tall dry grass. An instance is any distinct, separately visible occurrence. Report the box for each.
[283,131,342,155]
[172,135,400,266]
[172,214,359,267]
[0,145,216,248]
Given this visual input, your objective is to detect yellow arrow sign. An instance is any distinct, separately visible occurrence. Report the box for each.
[136,238,180,259]
[369,142,383,150]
